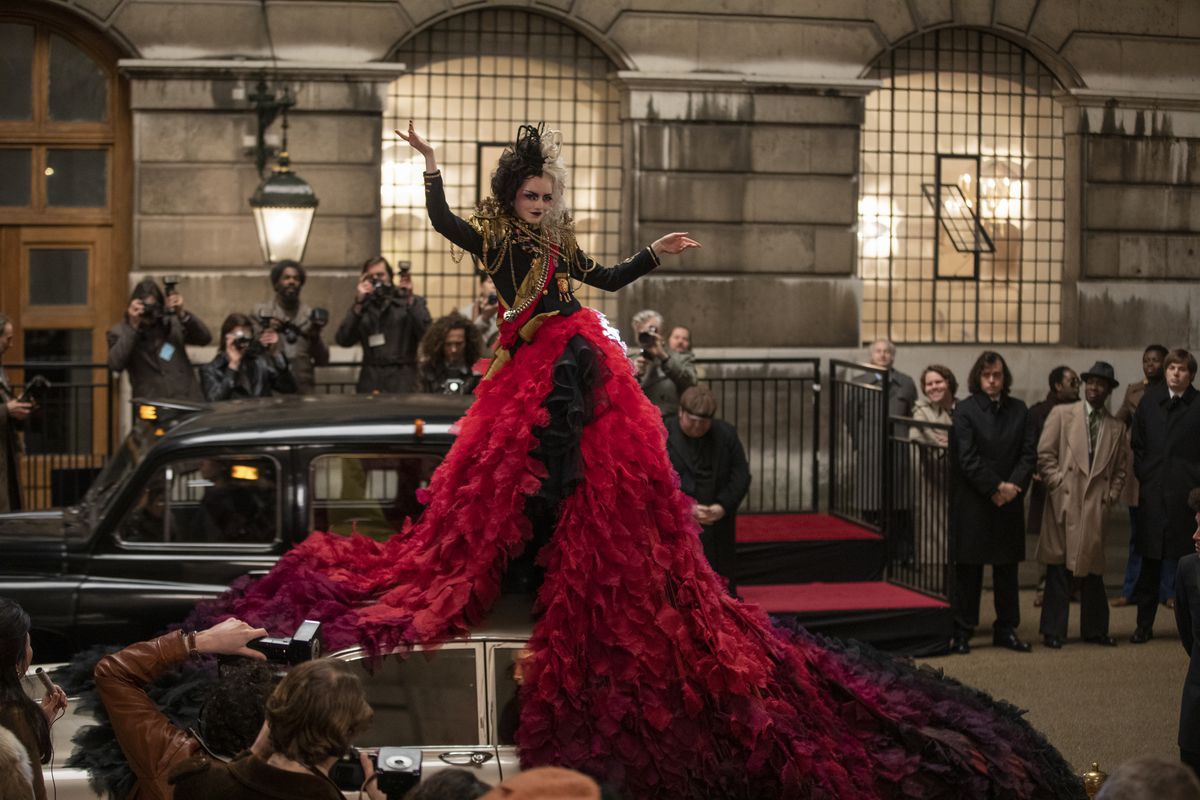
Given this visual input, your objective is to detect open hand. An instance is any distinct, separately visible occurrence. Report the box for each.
[397,120,438,174]
[651,232,701,258]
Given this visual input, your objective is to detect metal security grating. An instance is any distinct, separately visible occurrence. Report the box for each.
[383,10,622,320]
[859,28,1065,344]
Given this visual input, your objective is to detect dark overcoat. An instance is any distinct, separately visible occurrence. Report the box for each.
[106,314,211,402]
[1175,553,1200,753]
[1132,384,1200,560]
[949,392,1037,564]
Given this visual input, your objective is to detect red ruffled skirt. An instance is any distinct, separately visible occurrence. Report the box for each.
[192,310,1082,799]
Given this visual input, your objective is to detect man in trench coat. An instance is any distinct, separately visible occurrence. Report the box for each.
[1035,362,1126,648]
[1131,348,1200,642]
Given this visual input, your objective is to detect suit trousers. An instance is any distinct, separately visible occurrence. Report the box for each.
[700,523,737,596]
[1182,749,1200,781]
[953,562,1021,638]
[1134,557,1167,628]
[1039,564,1109,639]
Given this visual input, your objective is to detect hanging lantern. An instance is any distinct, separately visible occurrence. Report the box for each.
[249,150,318,264]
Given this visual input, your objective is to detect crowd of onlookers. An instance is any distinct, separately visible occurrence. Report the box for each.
[867,338,1200,779]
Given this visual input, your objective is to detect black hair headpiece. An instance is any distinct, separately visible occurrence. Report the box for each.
[491,122,550,207]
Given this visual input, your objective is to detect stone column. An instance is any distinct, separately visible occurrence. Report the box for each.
[612,73,877,348]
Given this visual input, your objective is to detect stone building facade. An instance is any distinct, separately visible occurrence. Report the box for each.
[3,0,1200,399]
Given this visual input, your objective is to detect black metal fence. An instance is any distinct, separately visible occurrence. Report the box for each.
[828,359,954,602]
[828,360,888,531]
[889,416,954,601]
[697,357,820,513]
[6,362,116,510]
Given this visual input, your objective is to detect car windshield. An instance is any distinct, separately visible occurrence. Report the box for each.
[82,422,154,519]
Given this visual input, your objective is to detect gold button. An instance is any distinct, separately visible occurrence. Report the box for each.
[542,289,548,295]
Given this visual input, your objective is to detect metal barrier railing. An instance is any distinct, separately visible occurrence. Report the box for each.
[828,359,888,531]
[697,357,820,514]
[9,355,822,515]
[4,362,116,510]
[888,416,954,601]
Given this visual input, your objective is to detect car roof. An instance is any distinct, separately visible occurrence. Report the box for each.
[150,393,473,448]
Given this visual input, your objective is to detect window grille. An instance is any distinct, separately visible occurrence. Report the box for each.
[384,10,622,320]
[859,29,1064,344]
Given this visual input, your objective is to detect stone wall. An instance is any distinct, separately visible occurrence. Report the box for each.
[618,80,867,346]
[28,0,1200,355]
[124,63,397,338]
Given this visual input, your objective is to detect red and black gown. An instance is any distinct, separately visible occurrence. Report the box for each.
[190,173,1084,799]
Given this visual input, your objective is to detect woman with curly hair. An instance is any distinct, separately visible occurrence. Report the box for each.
[192,123,1082,800]
[417,311,484,395]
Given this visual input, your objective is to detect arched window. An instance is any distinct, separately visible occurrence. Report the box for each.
[383,9,622,318]
[859,29,1064,344]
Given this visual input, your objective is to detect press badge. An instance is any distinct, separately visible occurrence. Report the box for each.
[157,342,175,361]
[368,333,386,348]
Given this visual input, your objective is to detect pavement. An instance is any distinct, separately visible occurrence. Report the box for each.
[918,586,1187,777]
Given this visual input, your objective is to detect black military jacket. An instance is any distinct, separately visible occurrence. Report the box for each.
[423,171,659,321]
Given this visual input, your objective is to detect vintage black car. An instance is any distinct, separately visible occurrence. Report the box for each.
[2,394,471,659]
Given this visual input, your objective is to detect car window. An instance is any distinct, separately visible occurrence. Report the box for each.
[345,647,481,746]
[309,453,440,540]
[492,646,528,746]
[116,455,279,545]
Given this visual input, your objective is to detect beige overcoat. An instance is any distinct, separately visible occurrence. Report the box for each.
[1035,401,1127,576]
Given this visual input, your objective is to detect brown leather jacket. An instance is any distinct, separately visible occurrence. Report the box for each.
[93,631,202,800]
[169,751,343,800]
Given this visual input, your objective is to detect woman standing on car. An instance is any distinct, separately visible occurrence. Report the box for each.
[0,598,68,800]
[191,124,1080,800]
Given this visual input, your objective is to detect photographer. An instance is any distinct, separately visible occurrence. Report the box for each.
[631,309,697,419]
[170,659,374,800]
[0,314,30,513]
[252,260,330,395]
[458,272,500,353]
[107,277,211,402]
[93,617,273,800]
[335,257,432,394]
[200,313,297,402]
[417,312,483,395]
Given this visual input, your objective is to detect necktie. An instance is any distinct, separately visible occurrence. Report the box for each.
[1087,407,1100,464]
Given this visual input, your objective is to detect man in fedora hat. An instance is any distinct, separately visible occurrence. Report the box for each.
[1035,361,1127,648]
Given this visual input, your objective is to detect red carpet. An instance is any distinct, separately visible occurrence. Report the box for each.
[741,582,949,613]
[736,513,882,543]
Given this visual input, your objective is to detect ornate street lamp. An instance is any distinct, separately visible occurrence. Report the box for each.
[248,83,318,264]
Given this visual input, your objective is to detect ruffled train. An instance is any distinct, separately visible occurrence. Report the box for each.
[189,309,1083,800]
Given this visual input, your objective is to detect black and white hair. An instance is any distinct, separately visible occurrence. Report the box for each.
[490,123,569,227]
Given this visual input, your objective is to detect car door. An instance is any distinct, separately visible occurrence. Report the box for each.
[76,446,289,647]
[334,642,502,787]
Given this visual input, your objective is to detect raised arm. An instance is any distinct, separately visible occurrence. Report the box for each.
[400,122,484,255]
[573,232,701,292]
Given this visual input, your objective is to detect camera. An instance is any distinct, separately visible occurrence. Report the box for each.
[162,275,181,315]
[231,334,254,352]
[331,747,421,799]
[441,377,466,395]
[637,325,658,348]
[247,620,322,664]
[18,375,49,406]
[310,307,329,327]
